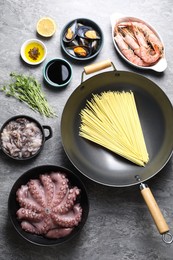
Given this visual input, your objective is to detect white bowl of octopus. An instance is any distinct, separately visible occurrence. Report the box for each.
[0,115,52,160]
[110,13,167,72]
[8,165,89,246]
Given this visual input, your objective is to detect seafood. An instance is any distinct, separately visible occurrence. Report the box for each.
[63,20,77,42]
[73,46,90,57]
[66,45,91,58]
[85,30,99,39]
[114,31,148,66]
[120,21,163,51]
[77,26,100,39]
[16,172,82,239]
[63,20,101,59]
[114,21,164,66]
[1,117,42,158]
[65,28,74,40]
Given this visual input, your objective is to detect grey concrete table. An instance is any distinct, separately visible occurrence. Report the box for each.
[0,0,173,259]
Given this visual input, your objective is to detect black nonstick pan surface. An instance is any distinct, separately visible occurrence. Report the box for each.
[61,69,173,187]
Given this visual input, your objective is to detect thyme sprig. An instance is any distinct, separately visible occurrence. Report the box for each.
[1,73,57,118]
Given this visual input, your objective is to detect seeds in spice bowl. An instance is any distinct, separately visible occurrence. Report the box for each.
[20,39,47,65]
[28,46,40,60]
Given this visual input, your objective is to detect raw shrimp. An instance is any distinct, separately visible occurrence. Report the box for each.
[132,22,163,52]
[114,21,163,66]
[116,21,163,50]
[132,26,161,64]
[118,27,142,58]
[114,33,148,66]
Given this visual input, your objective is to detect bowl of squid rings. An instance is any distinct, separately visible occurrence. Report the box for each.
[110,13,167,72]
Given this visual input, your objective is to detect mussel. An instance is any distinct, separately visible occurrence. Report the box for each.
[90,40,99,53]
[66,45,91,58]
[67,38,79,47]
[78,37,90,47]
[77,26,100,40]
[63,20,77,42]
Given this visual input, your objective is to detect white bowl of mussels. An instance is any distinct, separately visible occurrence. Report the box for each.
[61,18,104,60]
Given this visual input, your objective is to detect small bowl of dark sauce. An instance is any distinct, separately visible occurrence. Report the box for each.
[43,58,72,88]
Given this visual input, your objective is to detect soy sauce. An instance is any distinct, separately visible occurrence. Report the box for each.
[46,60,71,85]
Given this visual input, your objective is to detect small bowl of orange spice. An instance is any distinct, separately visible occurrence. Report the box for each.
[20,39,47,65]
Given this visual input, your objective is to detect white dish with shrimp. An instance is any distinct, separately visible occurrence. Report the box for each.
[110,13,167,72]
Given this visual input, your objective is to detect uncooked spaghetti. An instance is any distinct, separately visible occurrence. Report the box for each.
[79,91,149,166]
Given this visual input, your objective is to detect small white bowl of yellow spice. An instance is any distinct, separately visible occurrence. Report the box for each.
[20,39,47,65]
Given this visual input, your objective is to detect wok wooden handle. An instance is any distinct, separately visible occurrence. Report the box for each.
[140,184,169,234]
[84,59,112,74]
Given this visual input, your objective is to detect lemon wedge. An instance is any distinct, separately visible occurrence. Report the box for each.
[36,17,56,37]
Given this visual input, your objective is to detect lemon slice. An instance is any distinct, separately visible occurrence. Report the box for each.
[36,17,56,37]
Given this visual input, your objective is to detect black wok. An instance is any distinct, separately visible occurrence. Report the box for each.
[61,60,173,243]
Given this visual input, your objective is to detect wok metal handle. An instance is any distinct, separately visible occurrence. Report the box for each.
[140,183,173,244]
[81,59,116,82]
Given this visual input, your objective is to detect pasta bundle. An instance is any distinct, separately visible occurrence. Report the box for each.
[79,91,149,166]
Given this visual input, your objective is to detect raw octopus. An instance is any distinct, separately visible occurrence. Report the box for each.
[1,117,42,158]
[16,172,82,239]
[114,21,164,67]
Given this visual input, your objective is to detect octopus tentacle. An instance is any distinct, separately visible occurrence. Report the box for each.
[50,172,69,207]
[51,204,82,228]
[45,227,74,239]
[21,221,39,234]
[40,174,54,207]
[16,208,44,222]
[29,216,53,234]
[16,185,43,212]
[28,179,46,208]
[52,186,81,214]
[21,217,51,235]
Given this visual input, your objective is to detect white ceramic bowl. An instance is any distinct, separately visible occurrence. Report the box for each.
[110,13,167,72]
[20,39,47,65]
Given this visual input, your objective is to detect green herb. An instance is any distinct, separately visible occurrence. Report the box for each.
[1,72,57,118]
